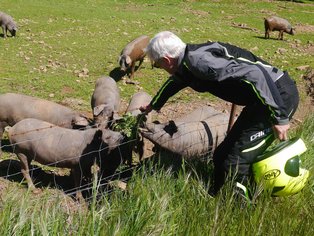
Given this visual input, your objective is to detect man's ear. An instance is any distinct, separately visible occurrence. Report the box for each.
[163,56,171,66]
[164,56,178,68]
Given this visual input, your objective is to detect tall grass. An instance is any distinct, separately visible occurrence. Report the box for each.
[0,114,313,235]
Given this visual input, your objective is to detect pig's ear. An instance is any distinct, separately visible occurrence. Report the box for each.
[74,115,90,126]
[93,104,106,116]
[125,56,132,65]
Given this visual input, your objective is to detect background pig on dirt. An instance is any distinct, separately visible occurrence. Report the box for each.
[0,11,17,38]
[125,91,152,160]
[264,16,294,40]
[7,118,125,201]
[140,106,229,159]
[126,91,152,122]
[118,35,150,80]
[0,93,90,156]
[91,76,120,127]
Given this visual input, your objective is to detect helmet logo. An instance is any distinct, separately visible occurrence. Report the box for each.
[264,169,281,180]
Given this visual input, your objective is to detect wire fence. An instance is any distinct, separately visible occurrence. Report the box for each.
[0,104,229,205]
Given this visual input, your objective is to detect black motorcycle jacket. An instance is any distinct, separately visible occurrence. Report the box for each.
[149,42,290,125]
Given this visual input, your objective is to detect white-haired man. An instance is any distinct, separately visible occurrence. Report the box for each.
[141,31,299,202]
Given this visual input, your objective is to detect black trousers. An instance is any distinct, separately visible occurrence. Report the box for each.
[212,72,299,193]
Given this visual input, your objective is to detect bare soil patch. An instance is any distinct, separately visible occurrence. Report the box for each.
[295,23,314,34]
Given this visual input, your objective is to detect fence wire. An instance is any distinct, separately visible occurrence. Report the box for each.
[0,104,229,204]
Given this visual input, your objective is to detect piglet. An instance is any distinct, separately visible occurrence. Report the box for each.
[8,118,124,201]
[125,91,152,160]
[118,35,150,79]
[0,11,17,38]
[264,16,294,40]
[91,76,120,126]
[126,91,152,119]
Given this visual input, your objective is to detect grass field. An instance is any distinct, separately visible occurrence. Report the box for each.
[0,0,313,235]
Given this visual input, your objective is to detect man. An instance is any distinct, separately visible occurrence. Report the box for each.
[140,31,299,201]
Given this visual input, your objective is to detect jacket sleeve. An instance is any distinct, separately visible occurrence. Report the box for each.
[150,76,187,111]
[243,69,289,125]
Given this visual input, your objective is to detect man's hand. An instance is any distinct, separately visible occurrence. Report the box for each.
[139,104,153,115]
[272,124,290,141]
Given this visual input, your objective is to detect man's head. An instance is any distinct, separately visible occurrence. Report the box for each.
[145,31,186,75]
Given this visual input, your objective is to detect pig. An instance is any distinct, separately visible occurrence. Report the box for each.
[0,11,17,38]
[0,93,90,156]
[7,118,125,200]
[91,76,120,126]
[126,91,152,119]
[140,106,229,159]
[125,91,152,160]
[264,16,294,40]
[176,105,223,123]
[118,35,150,79]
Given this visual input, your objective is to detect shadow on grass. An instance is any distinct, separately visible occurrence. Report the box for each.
[253,35,288,41]
[109,64,148,82]
[137,147,214,186]
[1,139,13,153]
[0,33,17,38]
[0,159,74,192]
[109,67,126,81]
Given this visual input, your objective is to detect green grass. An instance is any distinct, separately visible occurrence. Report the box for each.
[1,0,313,104]
[0,0,313,235]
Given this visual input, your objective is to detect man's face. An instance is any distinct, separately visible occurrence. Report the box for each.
[154,57,177,75]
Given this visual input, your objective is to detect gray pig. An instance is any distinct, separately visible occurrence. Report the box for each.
[7,118,124,201]
[140,106,229,158]
[125,91,152,160]
[264,16,294,40]
[0,93,90,156]
[176,105,223,122]
[91,76,120,126]
[118,35,150,79]
[0,11,17,38]
[126,91,152,119]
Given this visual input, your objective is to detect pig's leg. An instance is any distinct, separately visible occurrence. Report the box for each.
[71,167,84,202]
[265,29,269,39]
[17,153,37,191]
[138,58,144,70]
[0,124,4,156]
[1,26,7,38]
[0,122,10,156]
[135,137,144,162]
[130,61,136,79]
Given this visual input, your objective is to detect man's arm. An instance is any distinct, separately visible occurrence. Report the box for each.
[149,76,187,111]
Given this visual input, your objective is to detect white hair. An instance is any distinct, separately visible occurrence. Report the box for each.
[145,31,186,62]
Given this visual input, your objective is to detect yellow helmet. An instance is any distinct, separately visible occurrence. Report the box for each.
[252,137,309,196]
